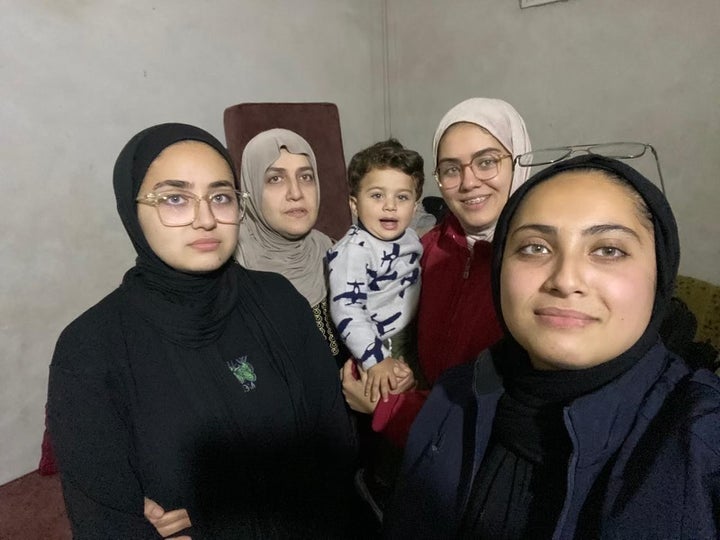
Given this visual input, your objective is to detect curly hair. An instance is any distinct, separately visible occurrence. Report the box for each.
[347,138,425,200]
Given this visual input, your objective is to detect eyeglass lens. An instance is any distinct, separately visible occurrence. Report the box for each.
[156,191,242,226]
[437,155,503,188]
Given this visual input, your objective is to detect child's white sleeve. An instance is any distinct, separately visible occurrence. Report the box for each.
[327,242,388,369]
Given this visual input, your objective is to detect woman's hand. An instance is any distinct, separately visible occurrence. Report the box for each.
[144,497,192,539]
[391,357,416,394]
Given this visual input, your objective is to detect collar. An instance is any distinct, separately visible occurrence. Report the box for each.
[356,219,407,242]
[438,213,492,254]
[564,342,688,467]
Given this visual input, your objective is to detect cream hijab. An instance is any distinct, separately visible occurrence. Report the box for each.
[432,98,532,242]
[236,129,332,307]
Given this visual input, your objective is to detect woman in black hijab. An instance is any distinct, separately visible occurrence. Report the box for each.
[385,155,720,539]
[47,123,361,539]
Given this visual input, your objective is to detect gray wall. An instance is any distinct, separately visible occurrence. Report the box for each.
[0,0,385,485]
[386,0,719,283]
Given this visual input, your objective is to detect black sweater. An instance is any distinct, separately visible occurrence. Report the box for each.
[48,269,358,539]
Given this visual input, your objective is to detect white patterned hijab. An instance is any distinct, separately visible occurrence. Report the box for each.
[432,98,532,242]
[236,128,332,306]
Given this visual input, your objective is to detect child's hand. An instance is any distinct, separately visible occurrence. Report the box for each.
[365,358,399,403]
[390,357,416,394]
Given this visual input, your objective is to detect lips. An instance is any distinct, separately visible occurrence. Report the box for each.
[534,307,598,328]
[379,218,398,230]
[462,194,490,206]
[285,208,308,218]
[189,238,221,251]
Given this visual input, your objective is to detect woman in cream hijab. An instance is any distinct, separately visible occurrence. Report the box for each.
[236,128,343,361]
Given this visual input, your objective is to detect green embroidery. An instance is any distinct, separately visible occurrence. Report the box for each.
[227,356,257,391]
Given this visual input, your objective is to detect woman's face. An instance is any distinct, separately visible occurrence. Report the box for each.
[261,149,319,239]
[436,122,513,234]
[137,141,238,273]
[500,170,657,370]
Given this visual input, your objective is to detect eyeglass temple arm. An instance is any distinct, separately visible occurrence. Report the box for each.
[647,145,666,195]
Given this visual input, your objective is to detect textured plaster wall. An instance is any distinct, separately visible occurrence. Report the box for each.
[385,0,719,283]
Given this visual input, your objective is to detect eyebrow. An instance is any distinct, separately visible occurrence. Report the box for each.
[265,166,315,173]
[510,223,641,241]
[151,179,234,190]
[367,187,415,194]
[152,179,190,190]
[437,146,504,164]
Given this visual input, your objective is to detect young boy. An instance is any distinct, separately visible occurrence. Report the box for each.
[327,139,424,403]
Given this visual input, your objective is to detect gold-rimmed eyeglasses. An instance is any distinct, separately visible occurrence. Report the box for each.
[514,142,666,194]
[434,153,512,190]
[136,189,247,227]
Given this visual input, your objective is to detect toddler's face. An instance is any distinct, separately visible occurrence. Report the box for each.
[350,168,417,241]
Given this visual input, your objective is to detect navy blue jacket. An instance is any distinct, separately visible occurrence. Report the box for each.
[385,342,720,539]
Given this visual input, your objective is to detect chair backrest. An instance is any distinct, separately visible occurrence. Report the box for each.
[223,102,352,241]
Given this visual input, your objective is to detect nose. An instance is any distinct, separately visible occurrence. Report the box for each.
[542,251,586,296]
[192,198,217,230]
[383,196,397,211]
[286,178,303,201]
[458,163,481,191]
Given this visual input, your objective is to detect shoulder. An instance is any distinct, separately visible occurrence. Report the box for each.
[421,214,465,254]
[52,289,125,372]
[329,226,370,251]
[238,266,305,304]
[420,222,443,250]
[327,228,376,268]
[417,358,488,432]
[669,368,720,456]
[403,227,422,245]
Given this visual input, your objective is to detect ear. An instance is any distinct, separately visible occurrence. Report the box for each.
[349,196,358,216]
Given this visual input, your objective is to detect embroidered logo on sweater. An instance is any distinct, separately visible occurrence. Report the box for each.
[226,356,256,392]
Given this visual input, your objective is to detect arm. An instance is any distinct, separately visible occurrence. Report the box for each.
[47,328,159,539]
[327,242,388,369]
[284,282,362,534]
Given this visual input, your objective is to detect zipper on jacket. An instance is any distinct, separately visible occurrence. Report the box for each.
[553,407,579,539]
[463,248,472,279]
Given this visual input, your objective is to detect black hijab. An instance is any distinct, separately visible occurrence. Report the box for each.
[114,123,241,347]
[488,154,680,400]
[493,154,679,339]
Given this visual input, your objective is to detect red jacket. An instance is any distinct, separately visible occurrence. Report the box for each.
[371,214,503,446]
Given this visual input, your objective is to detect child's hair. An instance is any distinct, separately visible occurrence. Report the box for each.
[347,138,425,200]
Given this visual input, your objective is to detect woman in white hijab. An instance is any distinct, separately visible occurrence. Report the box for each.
[236,128,343,363]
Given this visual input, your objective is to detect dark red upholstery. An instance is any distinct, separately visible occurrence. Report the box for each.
[223,102,352,241]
